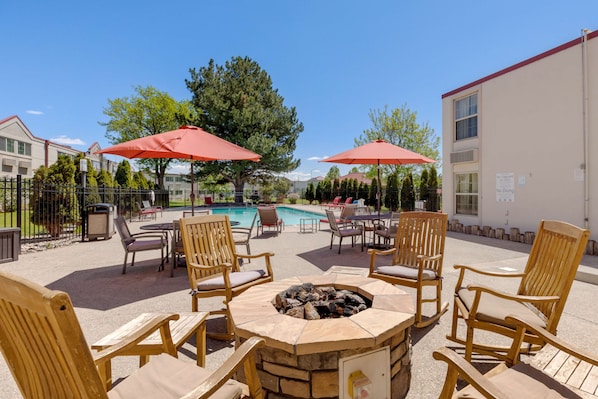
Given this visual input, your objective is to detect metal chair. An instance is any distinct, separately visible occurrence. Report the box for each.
[325,209,363,254]
[114,215,166,274]
[232,212,258,262]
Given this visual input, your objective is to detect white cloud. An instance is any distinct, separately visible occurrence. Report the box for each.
[26,110,44,115]
[50,135,85,146]
[308,156,327,161]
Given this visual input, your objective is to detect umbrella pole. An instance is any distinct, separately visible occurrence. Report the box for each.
[377,161,381,217]
[190,157,195,216]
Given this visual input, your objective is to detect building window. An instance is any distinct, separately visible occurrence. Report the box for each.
[455,93,478,140]
[455,173,478,215]
[18,141,31,156]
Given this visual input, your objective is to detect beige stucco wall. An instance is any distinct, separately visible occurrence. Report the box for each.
[443,33,598,240]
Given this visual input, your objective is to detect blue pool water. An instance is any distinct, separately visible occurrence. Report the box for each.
[211,206,324,227]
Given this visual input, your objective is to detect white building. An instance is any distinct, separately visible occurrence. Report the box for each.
[442,30,598,242]
[0,115,115,177]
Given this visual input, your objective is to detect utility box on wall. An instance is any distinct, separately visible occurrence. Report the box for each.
[339,346,391,399]
[0,228,20,263]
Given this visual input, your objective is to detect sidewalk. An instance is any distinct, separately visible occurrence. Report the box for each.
[0,205,596,398]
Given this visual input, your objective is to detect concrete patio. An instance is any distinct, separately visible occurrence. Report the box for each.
[1,205,597,398]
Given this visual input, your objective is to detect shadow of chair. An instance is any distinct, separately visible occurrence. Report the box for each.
[256,206,284,235]
[434,315,598,398]
[114,215,167,274]
[325,209,363,254]
[0,269,265,399]
[232,212,258,262]
[180,215,274,340]
[368,211,448,328]
[446,219,590,361]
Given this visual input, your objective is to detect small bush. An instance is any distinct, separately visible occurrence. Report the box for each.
[288,193,300,204]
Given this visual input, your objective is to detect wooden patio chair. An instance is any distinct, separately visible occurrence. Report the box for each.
[446,219,590,361]
[232,212,258,261]
[256,206,284,235]
[434,315,598,399]
[368,211,448,328]
[180,215,274,340]
[114,215,167,274]
[325,209,363,254]
[0,269,265,399]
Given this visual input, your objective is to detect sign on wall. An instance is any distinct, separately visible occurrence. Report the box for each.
[496,173,515,202]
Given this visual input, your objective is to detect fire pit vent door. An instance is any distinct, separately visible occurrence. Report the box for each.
[339,346,391,398]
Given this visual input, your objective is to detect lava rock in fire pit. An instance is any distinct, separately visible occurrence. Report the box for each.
[273,283,371,320]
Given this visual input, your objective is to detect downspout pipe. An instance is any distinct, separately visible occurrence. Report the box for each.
[582,29,591,229]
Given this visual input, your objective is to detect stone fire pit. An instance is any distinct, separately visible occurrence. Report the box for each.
[229,274,414,398]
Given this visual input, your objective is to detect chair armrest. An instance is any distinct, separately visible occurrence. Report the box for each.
[466,284,560,304]
[432,347,510,399]
[368,247,396,275]
[453,264,525,293]
[237,252,275,277]
[130,232,166,241]
[93,313,179,366]
[505,316,598,366]
[179,336,266,399]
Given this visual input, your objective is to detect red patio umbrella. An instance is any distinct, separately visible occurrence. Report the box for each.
[96,126,261,214]
[321,139,435,214]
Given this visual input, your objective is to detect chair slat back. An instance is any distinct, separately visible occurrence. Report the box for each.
[257,207,279,225]
[518,220,589,328]
[114,216,134,245]
[326,210,340,234]
[0,271,107,399]
[180,215,239,282]
[392,212,448,274]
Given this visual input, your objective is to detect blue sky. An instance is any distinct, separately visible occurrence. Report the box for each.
[2,1,597,180]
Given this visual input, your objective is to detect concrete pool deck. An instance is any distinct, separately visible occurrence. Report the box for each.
[0,204,597,398]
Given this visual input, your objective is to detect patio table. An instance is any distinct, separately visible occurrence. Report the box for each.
[346,213,391,248]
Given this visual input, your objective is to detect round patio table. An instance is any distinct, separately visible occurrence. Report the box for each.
[140,221,240,231]
[346,213,391,248]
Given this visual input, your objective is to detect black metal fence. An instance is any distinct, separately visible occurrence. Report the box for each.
[0,176,168,244]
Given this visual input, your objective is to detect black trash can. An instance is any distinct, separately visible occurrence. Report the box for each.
[86,203,115,240]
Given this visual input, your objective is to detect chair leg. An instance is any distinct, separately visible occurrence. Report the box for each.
[122,253,129,274]
[338,237,343,254]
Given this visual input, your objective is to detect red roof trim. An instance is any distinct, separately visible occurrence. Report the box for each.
[442,30,598,99]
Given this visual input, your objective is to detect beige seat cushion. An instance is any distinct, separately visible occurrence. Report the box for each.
[108,353,242,399]
[456,362,583,399]
[457,288,548,329]
[376,265,437,281]
[127,239,164,251]
[197,270,266,290]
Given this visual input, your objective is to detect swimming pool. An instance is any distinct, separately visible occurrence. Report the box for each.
[211,206,325,227]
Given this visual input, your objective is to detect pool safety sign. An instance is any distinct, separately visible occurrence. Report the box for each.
[496,173,515,202]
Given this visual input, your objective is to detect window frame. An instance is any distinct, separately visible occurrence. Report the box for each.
[455,93,478,141]
[455,172,478,216]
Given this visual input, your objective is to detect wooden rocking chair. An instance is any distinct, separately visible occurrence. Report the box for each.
[368,211,448,328]
[446,219,590,361]
[180,215,274,340]
[0,269,265,399]
[434,315,598,398]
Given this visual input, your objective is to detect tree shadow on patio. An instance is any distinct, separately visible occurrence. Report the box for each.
[45,260,188,311]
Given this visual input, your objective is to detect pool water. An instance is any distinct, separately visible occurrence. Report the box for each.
[211,206,325,227]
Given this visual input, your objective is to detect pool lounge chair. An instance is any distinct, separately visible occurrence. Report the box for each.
[257,206,284,235]
[321,196,341,209]
[328,197,354,209]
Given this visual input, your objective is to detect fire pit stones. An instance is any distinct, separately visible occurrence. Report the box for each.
[229,274,415,398]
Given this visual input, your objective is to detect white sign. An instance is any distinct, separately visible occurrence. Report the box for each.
[496,173,515,202]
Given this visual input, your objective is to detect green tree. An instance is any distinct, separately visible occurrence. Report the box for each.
[186,56,302,203]
[115,160,133,188]
[133,171,150,190]
[401,174,415,211]
[369,177,379,209]
[384,173,400,211]
[75,154,101,205]
[326,166,340,180]
[30,156,79,237]
[100,85,196,190]
[419,168,429,202]
[356,104,440,183]
[305,182,315,204]
[427,165,440,211]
